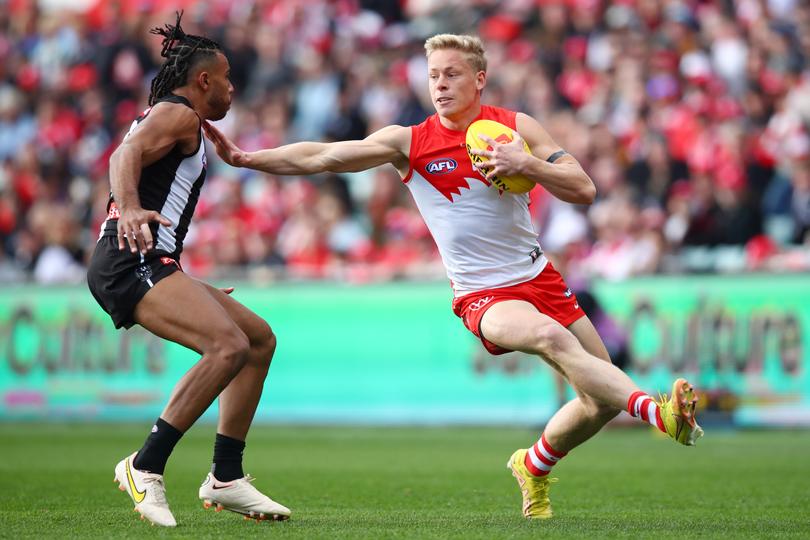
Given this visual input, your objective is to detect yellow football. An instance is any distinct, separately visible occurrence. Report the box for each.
[465,119,535,194]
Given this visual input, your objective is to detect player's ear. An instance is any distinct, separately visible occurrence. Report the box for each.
[476,71,486,92]
[198,71,210,91]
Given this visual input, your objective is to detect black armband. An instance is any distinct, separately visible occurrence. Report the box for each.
[546,150,567,163]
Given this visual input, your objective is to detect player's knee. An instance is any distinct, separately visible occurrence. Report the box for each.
[251,323,276,370]
[211,329,250,375]
[532,323,576,359]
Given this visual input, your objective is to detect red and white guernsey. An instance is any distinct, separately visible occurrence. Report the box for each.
[404,105,547,296]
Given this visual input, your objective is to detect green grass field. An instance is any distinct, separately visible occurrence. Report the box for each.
[1,424,808,539]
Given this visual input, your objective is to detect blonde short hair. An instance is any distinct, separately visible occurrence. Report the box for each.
[424,34,487,73]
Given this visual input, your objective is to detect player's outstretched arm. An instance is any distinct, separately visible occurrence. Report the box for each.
[204,122,410,175]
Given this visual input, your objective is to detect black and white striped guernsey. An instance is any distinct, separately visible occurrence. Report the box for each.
[99,94,207,259]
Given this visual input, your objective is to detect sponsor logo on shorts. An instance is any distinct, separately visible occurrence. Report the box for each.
[564,288,573,298]
[160,257,179,268]
[426,158,458,175]
[468,296,494,312]
[134,264,153,282]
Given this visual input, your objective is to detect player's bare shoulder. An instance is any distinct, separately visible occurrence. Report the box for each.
[120,100,201,165]
[143,101,201,150]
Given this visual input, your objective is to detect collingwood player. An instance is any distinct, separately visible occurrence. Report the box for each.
[87,13,289,526]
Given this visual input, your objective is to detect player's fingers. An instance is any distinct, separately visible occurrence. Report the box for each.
[139,222,154,253]
[484,163,503,180]
[208,129,222,145]
[204,122,223,142]
[478,133,496,144]
[511,130,524,145]
[150,211,172,227]
[126,228,139,253]
[202,123,219,142]
[135,232,148,254]
[117,225,126,251]
[468,148,492,158]
[474,156,491,167]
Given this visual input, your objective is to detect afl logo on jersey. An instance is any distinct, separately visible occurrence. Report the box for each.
[201,152,207,169]
[426,158,458,175]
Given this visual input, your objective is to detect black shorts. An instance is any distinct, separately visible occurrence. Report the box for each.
[87,235,181,329]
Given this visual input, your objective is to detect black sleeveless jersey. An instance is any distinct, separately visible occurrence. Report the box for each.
[100,94,207,259]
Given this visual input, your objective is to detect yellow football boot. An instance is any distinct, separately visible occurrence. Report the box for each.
[506,449,557,519]
[656,378,704,446]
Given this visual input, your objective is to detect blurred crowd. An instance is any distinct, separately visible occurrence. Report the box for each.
[1,0,809,285]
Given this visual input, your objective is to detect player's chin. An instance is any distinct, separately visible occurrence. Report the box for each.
[208,104,230,121]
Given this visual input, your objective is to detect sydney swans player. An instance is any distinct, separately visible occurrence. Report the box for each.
[204,34,703,519]
[86,13,289,526]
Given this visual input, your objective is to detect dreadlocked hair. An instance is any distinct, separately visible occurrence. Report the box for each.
[148,11,223,106]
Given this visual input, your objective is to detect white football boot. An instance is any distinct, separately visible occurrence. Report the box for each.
[199,472,291,521]
[113,452,177,527]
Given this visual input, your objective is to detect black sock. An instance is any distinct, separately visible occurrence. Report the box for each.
[211,433,246,482]
[132,418,183,475]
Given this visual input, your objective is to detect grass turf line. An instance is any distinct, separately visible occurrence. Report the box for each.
[0,424,808,539]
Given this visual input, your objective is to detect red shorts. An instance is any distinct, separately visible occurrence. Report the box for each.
[452,262,584,355]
